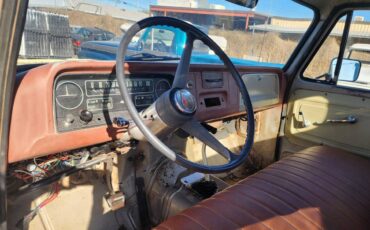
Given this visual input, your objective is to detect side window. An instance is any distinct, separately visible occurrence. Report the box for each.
[304,15,347,80]
[303,11,370,91]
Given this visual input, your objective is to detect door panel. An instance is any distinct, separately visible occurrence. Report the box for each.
[287,89,370,157]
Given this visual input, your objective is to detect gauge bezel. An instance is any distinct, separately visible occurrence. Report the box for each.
[55,81,84,110]
[53,73,174,133]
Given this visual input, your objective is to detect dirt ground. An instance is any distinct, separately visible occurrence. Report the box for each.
[210,29,342,78]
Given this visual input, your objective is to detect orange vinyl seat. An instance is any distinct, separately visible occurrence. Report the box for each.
[155,146,370,230]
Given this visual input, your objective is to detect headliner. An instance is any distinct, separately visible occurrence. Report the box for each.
[299,0,370,18]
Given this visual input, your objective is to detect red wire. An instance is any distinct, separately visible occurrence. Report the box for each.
[39,183,60,208]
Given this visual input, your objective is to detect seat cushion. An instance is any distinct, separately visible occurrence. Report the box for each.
[155,146,370,230]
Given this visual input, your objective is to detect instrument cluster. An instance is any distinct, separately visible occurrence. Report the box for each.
[54,73,172,132]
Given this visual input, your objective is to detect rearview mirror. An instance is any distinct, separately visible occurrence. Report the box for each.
[225,0,258,8]
[330,58,361,82]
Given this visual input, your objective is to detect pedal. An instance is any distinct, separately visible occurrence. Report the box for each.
[105,192,125,211]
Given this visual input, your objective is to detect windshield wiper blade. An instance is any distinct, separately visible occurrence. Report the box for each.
[126,52,180,61]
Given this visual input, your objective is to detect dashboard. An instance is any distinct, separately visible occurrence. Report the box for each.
[9,61,284,163]
[54,73,172,132]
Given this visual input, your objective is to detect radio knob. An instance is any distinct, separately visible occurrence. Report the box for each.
[80,110,93,123]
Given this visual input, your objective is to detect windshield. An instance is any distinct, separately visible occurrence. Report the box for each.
[18,0,314,68]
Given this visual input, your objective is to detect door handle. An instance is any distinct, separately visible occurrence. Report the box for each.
[314,115,358,125]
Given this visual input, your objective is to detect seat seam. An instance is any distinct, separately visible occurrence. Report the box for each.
[179,213,209,230]
[266,167,366,225]
[244,176,312,207]
[274,163,370,223]
[250,172,355,228]
[285,157,369,189]
[236,182,323,230]
[222,189,298,230]
[292,152,370,173]
[230,188,307,230]
[286,156,370,194]
[212,197,274,230]
[257,170,355,224]
[268,164,370,217]
[196,204,242,228]
[155,224,171,230]
[278,160,370,209]
[290,153,370,179]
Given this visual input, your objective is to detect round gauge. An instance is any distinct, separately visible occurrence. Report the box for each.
[55,81,84,110]
[155,79,171,97]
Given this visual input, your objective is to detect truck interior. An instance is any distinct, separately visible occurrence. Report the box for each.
[0,0,369,230]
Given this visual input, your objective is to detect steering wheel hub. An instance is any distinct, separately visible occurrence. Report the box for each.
[173,89,197,115]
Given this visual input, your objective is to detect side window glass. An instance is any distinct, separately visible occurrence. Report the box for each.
[303,15,347,80]
[304,11,370,91]
[338,11,370,90]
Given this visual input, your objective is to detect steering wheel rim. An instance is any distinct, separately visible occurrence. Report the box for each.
[116,16,255,174]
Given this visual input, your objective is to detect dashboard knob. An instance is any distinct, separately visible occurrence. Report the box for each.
[63,114,75,127]
[80,110,93,123]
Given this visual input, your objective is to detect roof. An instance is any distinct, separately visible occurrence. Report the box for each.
[150,5,269,18]
[299,0,370,18]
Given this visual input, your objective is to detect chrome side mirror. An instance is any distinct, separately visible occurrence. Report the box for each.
[330,58,361,82]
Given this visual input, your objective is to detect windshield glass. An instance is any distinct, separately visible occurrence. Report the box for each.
[18,0,314,68]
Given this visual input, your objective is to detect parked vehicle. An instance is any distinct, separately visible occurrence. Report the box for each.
[71,27,115,54]
[78,25,282,67]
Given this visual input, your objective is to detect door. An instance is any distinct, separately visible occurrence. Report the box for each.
[284,10,370,158]
[0,0,28,228]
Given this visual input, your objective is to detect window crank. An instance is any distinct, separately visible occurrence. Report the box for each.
[322,115,358,124]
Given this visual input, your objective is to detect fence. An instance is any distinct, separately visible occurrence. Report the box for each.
[19,9,74,59]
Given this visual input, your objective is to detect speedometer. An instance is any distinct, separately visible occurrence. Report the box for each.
[55,82,84,110]
[155,79,171,97]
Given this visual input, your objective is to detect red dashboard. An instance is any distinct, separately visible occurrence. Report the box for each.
[9,61,284,163]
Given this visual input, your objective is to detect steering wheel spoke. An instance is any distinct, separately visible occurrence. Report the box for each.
[172,33,194,89]
[181,120,237,162]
